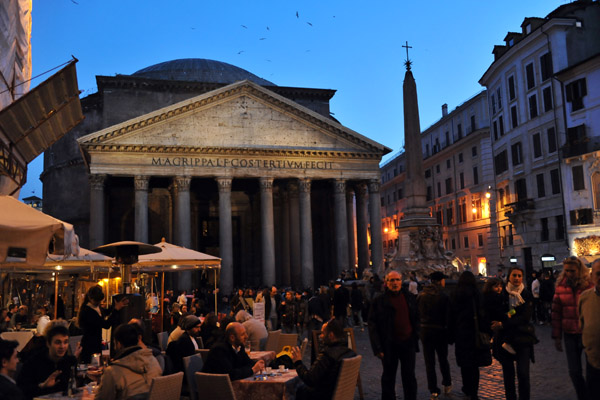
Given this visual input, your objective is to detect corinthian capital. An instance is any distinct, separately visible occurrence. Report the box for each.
[172,176,191,194]
[134,176,149,191]
[259,178,274,192]
[355,182,368,197]
[333,179,346,194]
[89,174,106,190]
[216,177,232,192]
[299,178,311,193]
[368,179,380,194]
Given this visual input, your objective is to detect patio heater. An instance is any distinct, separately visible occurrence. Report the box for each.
[93,241,161,321]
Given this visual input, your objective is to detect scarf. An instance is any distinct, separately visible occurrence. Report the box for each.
[506,281,525,309]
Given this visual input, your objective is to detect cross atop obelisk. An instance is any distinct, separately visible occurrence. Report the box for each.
[402,41,412,71]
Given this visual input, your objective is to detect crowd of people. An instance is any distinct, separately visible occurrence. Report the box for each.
[0,257,599,400]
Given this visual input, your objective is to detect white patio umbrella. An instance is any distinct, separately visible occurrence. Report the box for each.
[135,238,221,330]
[0,195,78,266]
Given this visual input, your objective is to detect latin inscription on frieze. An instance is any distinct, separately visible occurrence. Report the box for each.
[151,157,333,170]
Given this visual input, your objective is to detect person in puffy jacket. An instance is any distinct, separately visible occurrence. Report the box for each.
[551,256,592,400]
[95,323,162,400]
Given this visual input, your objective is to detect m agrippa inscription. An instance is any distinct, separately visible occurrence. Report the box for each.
[151,156,334,170]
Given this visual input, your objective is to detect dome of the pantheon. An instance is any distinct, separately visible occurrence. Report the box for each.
[132,58,275,86]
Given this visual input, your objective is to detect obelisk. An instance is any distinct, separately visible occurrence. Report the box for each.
[395,44,441,268]
[398,47,436,227]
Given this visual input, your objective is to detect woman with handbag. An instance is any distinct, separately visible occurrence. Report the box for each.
[449,271,491,400]
[491,266,537,400]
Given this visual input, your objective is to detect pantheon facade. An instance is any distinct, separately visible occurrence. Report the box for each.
[42,59,390,293]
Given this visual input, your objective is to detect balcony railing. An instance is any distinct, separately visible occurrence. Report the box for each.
[561,137,600,159]
[504,199,535,220]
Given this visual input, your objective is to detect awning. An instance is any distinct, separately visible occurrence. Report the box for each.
[0,60,83,190]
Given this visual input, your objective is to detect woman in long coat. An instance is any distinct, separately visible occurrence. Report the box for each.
[491,266,537,400]
[449,271,490,400]
[77,285,128,363]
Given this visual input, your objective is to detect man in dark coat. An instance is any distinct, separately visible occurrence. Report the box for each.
[0,339,24,400]
[368,270,419,400]
[202,322,264,380]
[417,271,452,398]
[166,315,202,372]
[332,280,350,323]
[17,322,77,399]
[291,318,356,400]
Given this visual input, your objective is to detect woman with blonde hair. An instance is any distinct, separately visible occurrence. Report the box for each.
[551,256,592,400]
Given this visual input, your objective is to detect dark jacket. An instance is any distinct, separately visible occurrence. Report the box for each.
[332,286,350,319]
[368,288,419,355]
[202,342,254,380]
[166,332,201,372]
[416,283,450,331]
[350,287,364,311]
[449,287,490,367]
[280,299,297,328]
[16,347,77,400]
[78,304,121,363]
[501,288,536,346]
[0,375,24,400]
[294,340,356,400]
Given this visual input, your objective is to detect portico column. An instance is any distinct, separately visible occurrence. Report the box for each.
[333,179,349,276]
[217,178,233,295]
[355,183,370,277]
[173,176,192,291]
[260,178,276,286]
[288,181,301,286]
[346,187,356,276]
[281,191,291,286]
[89,174,106,249]
[299,179,314,289]
[134,176,149,243]
[368,179,384,274]
[173,176,192,248]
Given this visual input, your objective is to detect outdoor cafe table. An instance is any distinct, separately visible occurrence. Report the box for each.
[232,369,300,400]
[249,350,276,364]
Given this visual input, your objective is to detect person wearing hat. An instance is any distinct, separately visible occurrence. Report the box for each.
[417,271,452,399]
[166,315,202,372]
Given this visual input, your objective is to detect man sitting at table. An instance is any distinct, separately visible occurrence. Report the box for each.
[290,318,356,400]
[202,322,265,380]
[0,338,24,400]
[166,314,202,372]
[16,320,77,399]
[95,323,162,400]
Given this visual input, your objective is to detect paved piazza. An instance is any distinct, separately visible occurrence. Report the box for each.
[349,323,575,400]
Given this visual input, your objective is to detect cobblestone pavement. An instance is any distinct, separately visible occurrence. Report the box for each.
[349,323,578,400]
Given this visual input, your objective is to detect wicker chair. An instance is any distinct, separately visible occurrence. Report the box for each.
[265,329,281,352]
[157,331,169,352]
[195,372,237,400]
[277,333,298,352]
[183,354,204,400]
[147,371,184,400]
[331,355,362,400]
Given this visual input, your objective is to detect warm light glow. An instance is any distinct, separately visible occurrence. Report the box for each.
[472,207,477,214]
[384,227,389,233]
[478,257,487,276]
[103,278,109,283]
[55,265,62,270]
[485,192,491,199]
[98,281,104,286]
[171,265,178,269]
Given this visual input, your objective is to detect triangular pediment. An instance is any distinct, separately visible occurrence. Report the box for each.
[78,80,390,156]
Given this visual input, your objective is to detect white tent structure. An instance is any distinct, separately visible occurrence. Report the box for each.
[0,195,78,266]
[135,238,221,329]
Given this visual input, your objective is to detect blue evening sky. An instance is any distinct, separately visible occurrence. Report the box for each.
[20,0,567,200]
